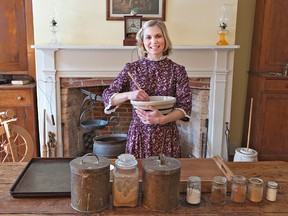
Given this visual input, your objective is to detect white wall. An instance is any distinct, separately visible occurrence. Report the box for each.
[32,0,238,45]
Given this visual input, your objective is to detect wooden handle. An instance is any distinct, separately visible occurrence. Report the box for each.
[246,98,254,151]
[128,71,141,90]
[213,155,234,181]
[42,109,47,157]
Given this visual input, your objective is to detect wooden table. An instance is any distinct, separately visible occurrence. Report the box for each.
[1,159,288,215]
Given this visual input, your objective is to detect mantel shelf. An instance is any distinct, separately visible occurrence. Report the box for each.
[33,44,239,50]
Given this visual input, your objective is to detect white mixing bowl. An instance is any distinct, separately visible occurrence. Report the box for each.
[131,96,176,115]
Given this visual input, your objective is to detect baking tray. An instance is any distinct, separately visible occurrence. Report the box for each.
[10,157,73,198]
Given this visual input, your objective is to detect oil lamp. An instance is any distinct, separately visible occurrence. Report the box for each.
[49,7,58,45]
[216,4,229,45]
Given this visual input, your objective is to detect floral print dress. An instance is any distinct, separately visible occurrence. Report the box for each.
[102,57,192,158]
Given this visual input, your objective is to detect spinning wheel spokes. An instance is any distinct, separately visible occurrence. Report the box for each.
[0,124,34,162]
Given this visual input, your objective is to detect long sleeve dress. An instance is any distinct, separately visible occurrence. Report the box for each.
[102,57,192,158]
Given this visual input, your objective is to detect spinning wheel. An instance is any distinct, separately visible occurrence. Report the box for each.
[0,109,34,162]
[0,124,34,162]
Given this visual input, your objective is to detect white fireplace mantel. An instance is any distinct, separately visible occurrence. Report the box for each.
[34,44,239,161]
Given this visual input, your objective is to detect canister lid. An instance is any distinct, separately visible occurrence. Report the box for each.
[267,181,278,189]
[70,153,110,171]
[115,153,138,169]
[142,155,181,173]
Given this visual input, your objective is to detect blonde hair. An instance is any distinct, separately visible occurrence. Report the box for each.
[136,20,172,58]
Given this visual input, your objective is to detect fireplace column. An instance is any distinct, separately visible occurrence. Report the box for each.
[34,47,62,156]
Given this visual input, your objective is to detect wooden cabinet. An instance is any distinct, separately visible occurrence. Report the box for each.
[0,0,35,79]
[242,0,288,161]
[0,0,38,158]
[249,0,288,73]
[243,73,288,161]
[0,84,39,158]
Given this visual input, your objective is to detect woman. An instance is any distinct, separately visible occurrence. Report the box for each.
[102,20,192,158]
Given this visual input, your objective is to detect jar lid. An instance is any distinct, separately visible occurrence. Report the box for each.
[188,176,201,183]
[115,153,138,169]
[249,177,264,185]
[142,155,181,173]
[232,175,247,184]
[70,153,110,172]
[212,176,227,185]
[267,181,278,189]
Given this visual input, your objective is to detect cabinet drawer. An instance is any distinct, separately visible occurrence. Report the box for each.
[265,80,288,92]
[0,90,32,107]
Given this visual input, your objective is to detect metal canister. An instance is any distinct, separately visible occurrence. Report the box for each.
[70,153,110,213]
[142,154,181,212]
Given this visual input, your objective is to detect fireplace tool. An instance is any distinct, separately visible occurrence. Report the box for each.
[225,122,230,161]
[78,89,127,156]
[78,89,108,152]
[78,89,108,131]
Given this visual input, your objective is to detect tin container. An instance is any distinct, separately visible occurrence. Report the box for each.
[142,154,181,212]
[70,153,110,213]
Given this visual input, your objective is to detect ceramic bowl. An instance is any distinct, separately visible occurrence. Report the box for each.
[131,96,176,115]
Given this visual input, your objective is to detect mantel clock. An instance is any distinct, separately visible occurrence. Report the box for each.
[123,16,142,46]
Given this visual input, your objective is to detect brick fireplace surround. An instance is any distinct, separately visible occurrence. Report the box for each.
[34,45,239,161]
[60,77,209,158]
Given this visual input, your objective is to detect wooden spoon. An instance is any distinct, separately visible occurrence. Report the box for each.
[128,71,141,90]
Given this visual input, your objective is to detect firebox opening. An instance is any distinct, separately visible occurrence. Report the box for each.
[60,77,210,158]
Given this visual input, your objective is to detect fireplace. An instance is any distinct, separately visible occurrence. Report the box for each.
[34,45,239,161]
[60,77,209,158]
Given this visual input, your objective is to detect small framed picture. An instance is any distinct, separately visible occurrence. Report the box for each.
[106,0,166,21]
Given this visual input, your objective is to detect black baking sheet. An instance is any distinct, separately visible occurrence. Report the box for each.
[10,157,73,198]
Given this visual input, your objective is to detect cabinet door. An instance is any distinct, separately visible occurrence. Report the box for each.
[258,93,288,160]
[0,0,35,79]
[250,0,288,73]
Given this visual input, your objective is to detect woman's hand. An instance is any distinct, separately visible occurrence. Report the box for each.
[109,90,149,108]
[128,89,150,101]
[135,106,164,125]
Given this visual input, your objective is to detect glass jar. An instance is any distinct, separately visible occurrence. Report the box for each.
[231,175,247,203]
[266,181,278,202]
[112,154,139,207]
[186,176,201,205]
[211,176,227,205]
[247,177,264,202]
